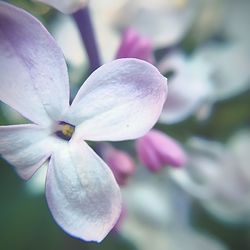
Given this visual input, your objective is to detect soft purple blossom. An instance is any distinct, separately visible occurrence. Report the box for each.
[136,129,187,172]
[0,2,167,242]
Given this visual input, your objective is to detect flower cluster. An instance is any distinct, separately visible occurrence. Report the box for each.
[0,0,249,249]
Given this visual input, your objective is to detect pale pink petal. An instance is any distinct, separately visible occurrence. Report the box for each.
[65,59,167,141]
[46,139,121,242]
[0,124,53,180]
[35,0,88,14]
[0,2,70,125]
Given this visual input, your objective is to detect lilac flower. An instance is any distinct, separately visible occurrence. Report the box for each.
[0,2,167,242]
[35,0,88,14]
[136,129,187,172]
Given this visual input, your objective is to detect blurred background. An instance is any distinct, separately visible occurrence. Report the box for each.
[0,0,250,249]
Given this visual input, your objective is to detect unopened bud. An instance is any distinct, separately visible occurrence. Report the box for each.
[116,28,154,63]
[136,129,187,172]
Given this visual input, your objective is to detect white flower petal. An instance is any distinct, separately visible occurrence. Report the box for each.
[115,0,196,48]
[35,0,88,14]
[0,124,53,180]
[159,52,213,124]
[65,59,167,141]
[194,42,250,100]
[45,139,121,242]
[0,2,70,125]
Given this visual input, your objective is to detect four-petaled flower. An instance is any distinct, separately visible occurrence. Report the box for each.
[0,2,167,242]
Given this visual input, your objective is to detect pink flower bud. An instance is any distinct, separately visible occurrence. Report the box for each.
[115,28,154,63]
[98,143,136,186]
[136,129,187,172]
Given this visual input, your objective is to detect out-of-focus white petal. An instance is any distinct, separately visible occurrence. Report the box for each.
[45,139,121,242]
[65,59,167,141]
[194,42,250,100]
[159,51,213,124]
[50,14,87,67]
[0,2,70,125]
[35,0,88,14]
[0,124,53,180]
[171,137,250,224]
[114,0,197,48]
[89,0,126,62]
[122,173,227,250]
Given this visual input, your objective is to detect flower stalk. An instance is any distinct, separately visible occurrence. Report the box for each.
[73,6,101,72]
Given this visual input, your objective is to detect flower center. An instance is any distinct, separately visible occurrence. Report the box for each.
[55,121,75,141]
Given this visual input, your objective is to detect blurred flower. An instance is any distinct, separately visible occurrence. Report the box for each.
[115,28,154,63]
[136,129,187,172]
[171,131,250,224]
[187,0,225,45]
[34,0,88,14]
[87,0,126,62]
[121,174,228,250]
[158,51,214,124]
[188,0,250,100]
[192,0,250,46]
[194,42,250,100]
[0,2,167,242]
[88,0,198,62]
[97,143,136,186]
[114,0,197,48]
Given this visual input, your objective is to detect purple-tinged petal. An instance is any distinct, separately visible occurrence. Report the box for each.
[0,124,53,180]
[35,0,88,14]
[0,2,70,125]
[65,59,167,141]
[45,139,121,242]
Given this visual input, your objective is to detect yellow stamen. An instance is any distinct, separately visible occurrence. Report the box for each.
[62,124,74,137]
[55,122,75,141]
